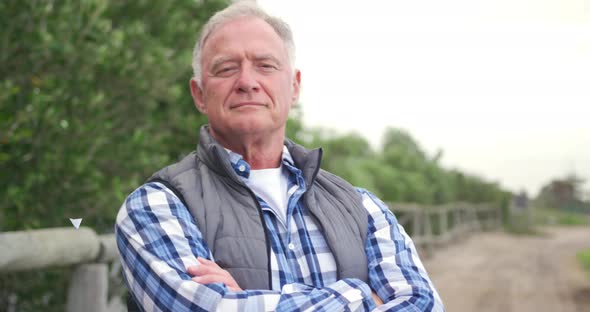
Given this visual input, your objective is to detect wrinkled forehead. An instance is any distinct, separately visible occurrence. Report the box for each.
[201,17,289,65]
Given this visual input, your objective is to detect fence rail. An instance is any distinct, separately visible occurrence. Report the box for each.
[0,228,122,312]
[389,202,501,257]
[0,203,501,312]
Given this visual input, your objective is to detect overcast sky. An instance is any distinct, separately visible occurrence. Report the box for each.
[257,0,590,196]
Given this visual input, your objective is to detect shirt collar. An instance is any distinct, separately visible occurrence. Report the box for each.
[224,146,296,179]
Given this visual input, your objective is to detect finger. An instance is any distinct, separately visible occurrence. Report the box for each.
[197,257,221,268]
[194,258,233,279]
[192,274,243,292]
[187,264,223,276]
[371,292,384,306]
[189,259,242,291]
[192,273,233,285]
[186,265,199,275]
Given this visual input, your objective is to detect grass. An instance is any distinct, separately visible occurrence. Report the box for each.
[577,249,590,278]
[534,208,590,226]
[505,207,590,235]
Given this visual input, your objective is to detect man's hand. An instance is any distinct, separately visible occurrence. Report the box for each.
[372,292,383,306]
[187,257,243,292]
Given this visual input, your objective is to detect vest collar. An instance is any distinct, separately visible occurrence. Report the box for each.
[196,125,323,188]
[284,138,323,190]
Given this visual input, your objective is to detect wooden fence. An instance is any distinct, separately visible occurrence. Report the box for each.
[0,203,501,311]
[0,228,123,312]
[389,202,501,257]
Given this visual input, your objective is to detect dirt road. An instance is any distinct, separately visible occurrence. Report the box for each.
[424,227,590,312]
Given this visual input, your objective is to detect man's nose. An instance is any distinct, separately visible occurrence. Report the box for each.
[235,66,260,93]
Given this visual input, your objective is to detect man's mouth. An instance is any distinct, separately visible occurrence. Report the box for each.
[230,102,266,109]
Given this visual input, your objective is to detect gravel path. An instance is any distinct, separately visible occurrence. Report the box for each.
[424,227,590,312]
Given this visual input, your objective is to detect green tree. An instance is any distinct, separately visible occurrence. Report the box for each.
[1,0,228,310]
[303,126,510,208]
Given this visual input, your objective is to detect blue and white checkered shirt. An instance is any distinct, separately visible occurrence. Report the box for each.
[115,147,444,311]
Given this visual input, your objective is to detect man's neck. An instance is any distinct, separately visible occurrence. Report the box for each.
[209,128,284,169]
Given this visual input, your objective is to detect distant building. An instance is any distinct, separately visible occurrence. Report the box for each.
[535,174,589,212]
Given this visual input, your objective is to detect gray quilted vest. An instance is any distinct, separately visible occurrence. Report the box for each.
[150,126,368,289]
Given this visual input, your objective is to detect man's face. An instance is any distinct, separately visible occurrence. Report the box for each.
[191,17,300,140]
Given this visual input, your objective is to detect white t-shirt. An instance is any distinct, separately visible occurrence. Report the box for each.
[246,165,289,223]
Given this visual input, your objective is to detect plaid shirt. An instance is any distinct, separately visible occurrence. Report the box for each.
[115,148,444,311]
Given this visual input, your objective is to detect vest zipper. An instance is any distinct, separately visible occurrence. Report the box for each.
[243,187,273,290]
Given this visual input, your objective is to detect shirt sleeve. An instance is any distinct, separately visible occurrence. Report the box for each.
[358,188,445,312]
[115,182,376,312]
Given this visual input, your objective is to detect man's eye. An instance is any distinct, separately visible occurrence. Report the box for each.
[215,67,237,76]
[260,64,277,70]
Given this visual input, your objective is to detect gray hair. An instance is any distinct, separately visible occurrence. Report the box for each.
[192,1,296,88]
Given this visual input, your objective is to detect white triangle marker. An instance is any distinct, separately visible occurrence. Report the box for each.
[69,218,83,229]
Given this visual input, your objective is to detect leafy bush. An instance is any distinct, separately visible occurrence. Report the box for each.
[1,0,227,310]
[577,249,590,278]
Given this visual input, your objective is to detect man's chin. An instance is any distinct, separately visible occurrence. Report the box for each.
[210,118,283,138]
[231,122,283,137]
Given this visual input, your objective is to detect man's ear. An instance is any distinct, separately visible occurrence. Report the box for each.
[190,78,207,114]
[291,69,301,107]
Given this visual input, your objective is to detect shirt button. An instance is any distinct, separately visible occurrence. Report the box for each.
[238,165,246,172]
[288,243,295,250]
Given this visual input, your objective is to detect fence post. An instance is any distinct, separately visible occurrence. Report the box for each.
[412,207,422,238]
[66,263,109,312]
[460,205,468,236]
[485,206,495,230]
[470,207,480,232]
[439,208,448,245]
[423,209,433,257]
[452,207,460,240]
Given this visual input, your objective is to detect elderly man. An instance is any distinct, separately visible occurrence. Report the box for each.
[115,2,444,311]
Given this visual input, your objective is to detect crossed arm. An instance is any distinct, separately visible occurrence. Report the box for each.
[187,258,384,307]
[115,182,444,311]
